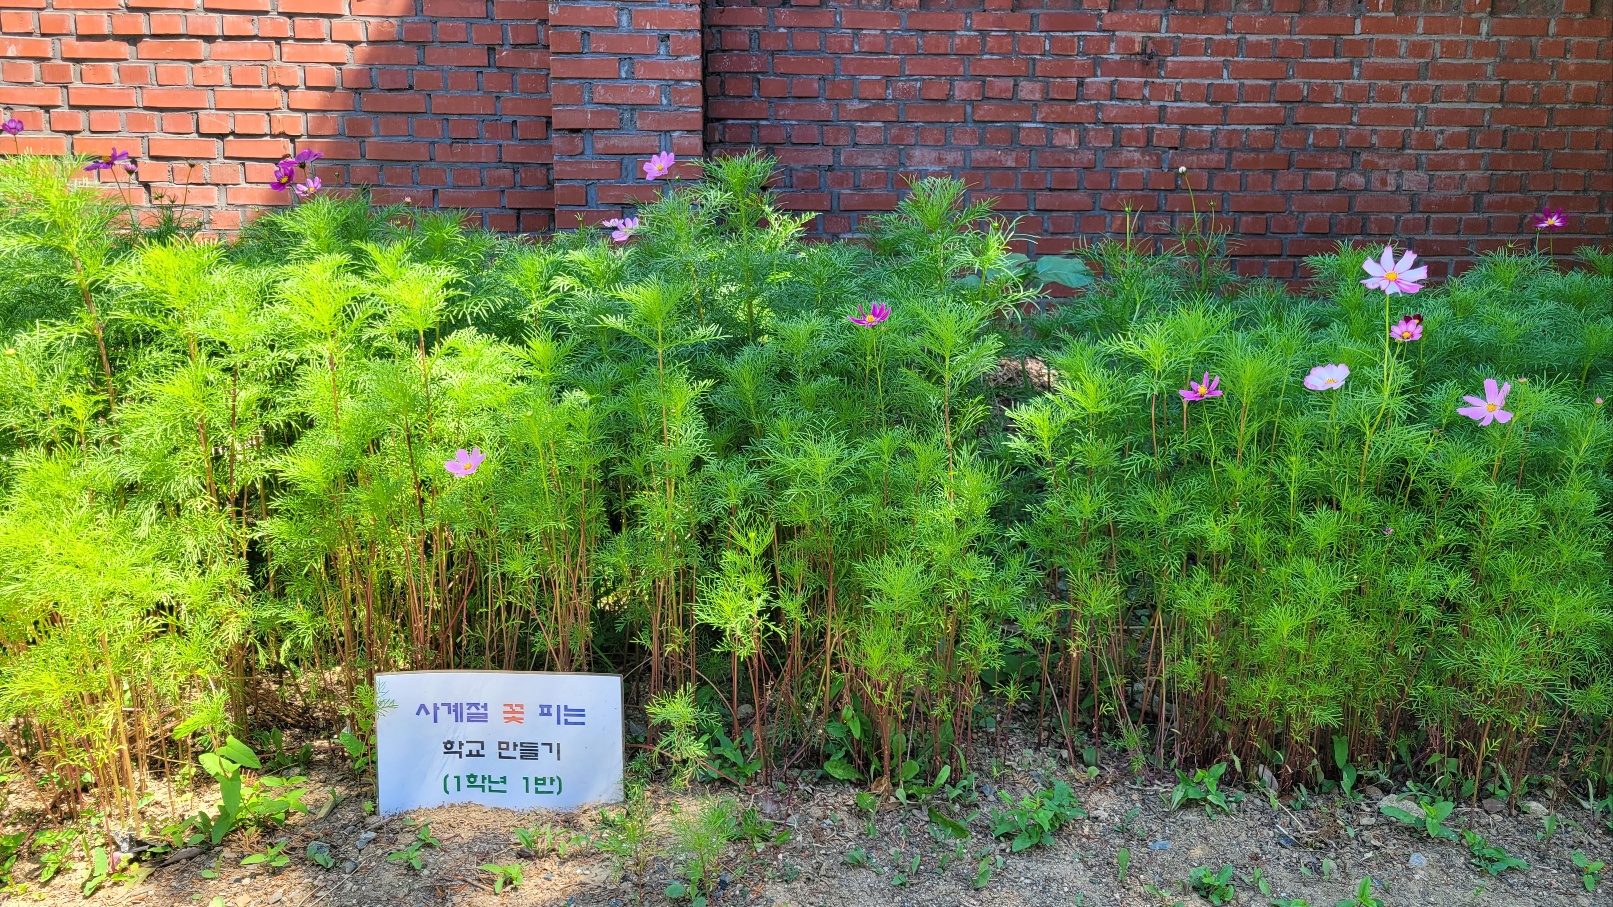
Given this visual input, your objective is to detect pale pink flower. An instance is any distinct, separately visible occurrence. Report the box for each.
[1304,363,1350,391]
[601,216,639,243]
[1457,379,1513,426]
[642,152,675,180]
[1390,314,1423,342]
[1361,246,1427,295]
[444,447,485,477]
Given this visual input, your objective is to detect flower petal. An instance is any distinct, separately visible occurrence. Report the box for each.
[1394,249,1418,273]
[1493,408,1513,424]
[1482,378,1499,401]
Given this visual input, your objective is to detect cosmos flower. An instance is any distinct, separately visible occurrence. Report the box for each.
[270,159,298,191]
[1,118,23,136]
[1179,372,1223,402]
[292,149,324,166]
[1457,379,1513,426]
[1390,314,1423,342]
[1532,207,1566,231]
[1304,363,1350,391]
[601,216,639,243]
[444,447,485,477]
[642,152,675,180]
[294,176,322,198]
[84,149,131,172]
[848,302,890,328]
[1361,246,1427,295]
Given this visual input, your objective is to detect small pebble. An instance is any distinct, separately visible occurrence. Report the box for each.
[355,831,377,850]
[1409,852,1427,868]
[1148,840,1171,851]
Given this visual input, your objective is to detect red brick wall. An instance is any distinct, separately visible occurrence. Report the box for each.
[705,0,1613,277]
[549,0,702,228]
[2,0,1610,273]
[0,0,552,230]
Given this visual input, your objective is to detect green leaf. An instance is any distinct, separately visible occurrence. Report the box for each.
[1034,256,1094,289]
[900,759,921,782]
[1378,805,1420,825]
[822,758,860,781]
[926,806,969,840]
[218,736,262,770]
[665,880,689,898]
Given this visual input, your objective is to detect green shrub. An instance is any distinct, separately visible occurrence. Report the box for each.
[0,151,1610,819]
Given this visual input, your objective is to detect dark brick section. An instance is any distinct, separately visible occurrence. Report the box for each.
[704,0,1613,277]
[0,0,552,231]
[1,0,1609,271]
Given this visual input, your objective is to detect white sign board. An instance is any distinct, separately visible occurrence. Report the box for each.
[375,671,623,815]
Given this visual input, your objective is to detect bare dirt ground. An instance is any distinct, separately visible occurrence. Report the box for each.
[2,736,1608,907]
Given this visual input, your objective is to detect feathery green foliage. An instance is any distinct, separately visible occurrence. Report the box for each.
[1,153,1611,824]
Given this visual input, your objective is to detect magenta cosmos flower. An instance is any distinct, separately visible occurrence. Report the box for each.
[1361,246,1427,295]
[444,447,485,477]
[601,216,639,243]
[1532,207,1567,231]
[1179,372,1223,402]
[1304,363,1350,391]
[84,149,131,172]
[1457,379,1513,426]
[848,302,890,327]
[1390,314,1423,342]
[271,160,298,191]
[1,118,22,136]
[642,152,675,180]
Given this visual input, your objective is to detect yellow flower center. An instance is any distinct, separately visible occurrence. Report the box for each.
[1325,378,1335,385]
[1400,330,1412,338]
[1486,403,1497,412]
[1384,271,1399,281]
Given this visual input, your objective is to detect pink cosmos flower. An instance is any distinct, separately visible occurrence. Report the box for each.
[848,302,890,327]
[1304,363,1350,391]
[294,176,322,198]
[1178,372,1223,402]
[1532,207,1566,231]
[444,447,485,477]
[1360,246,1427,295]
[1390,314,1423,342]
[601,216,639,243]
[1,118,23,136]
[270,159,298,191]
[1457,379,1513,426]
[84,149,131,172]
[642,152,675,180]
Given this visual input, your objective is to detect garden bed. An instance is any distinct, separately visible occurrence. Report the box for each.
[2,152,1612,907]
[0,731,1606,907]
